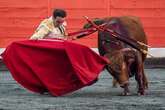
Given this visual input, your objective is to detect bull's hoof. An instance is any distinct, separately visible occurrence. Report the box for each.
[112,84,118,88]
[121,92,131,96]
[144,84,149,89]
[138,93,144,96]
[137,91,145,96]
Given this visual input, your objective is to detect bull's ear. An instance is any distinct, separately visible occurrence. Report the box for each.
[83,18,104,29]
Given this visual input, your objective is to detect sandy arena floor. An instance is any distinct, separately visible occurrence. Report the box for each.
[0,69,165,110]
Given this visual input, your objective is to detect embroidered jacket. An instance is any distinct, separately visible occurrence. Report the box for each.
[30,17,67,40]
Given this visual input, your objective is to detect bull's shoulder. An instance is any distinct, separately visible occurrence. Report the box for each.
[120,16,143,26]
[120,16,140,22]
[103,16,142,25]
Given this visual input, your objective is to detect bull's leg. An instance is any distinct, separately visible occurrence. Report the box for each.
[135,55,145,95]
[142,64,148,89]
[121,83,130,96]
[142,66,148,89]
[119,62,130,96]
[112,78,118,88]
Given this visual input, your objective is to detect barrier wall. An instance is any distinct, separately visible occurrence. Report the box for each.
[0,0,165,47]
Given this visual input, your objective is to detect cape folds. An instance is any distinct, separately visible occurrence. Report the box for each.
[1,39,108,96]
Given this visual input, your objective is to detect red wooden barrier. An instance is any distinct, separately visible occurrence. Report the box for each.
[0,0,165,47]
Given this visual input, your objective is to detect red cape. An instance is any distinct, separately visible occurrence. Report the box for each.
[1,39,108,96]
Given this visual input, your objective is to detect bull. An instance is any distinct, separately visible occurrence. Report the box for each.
[82,16,149,95]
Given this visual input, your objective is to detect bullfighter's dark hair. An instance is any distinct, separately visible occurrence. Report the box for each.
[53,9,67,18]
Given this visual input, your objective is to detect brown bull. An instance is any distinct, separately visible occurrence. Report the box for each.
[83,16,148,95]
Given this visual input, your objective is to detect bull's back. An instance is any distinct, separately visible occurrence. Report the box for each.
[98,16,148,61]
[119,16,148,61]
